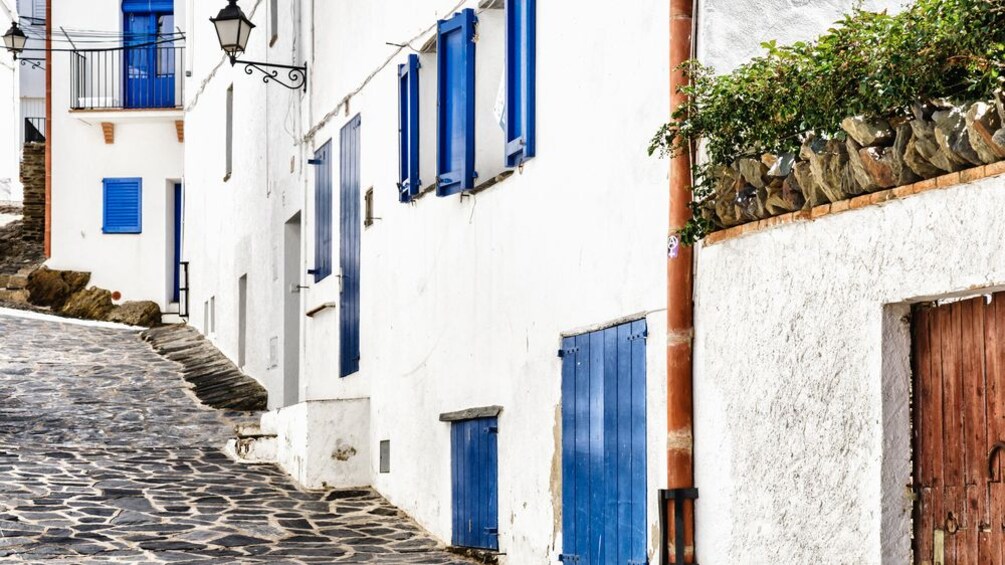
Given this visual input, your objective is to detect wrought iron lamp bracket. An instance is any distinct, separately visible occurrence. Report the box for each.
[231,57,307,92]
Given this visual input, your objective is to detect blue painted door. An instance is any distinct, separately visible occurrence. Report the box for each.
[124,12,175,108]
[451,417,499,550]
[560,320,647,565]
[172,183,182,303]
[339,115,361,378]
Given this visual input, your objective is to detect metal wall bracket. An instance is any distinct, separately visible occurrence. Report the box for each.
[660,488,699,565]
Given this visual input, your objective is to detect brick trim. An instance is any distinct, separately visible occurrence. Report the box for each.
[704,161,1005,246]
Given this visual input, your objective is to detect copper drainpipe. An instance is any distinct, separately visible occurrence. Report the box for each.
[666,0,695,562]
[43,0,52,257]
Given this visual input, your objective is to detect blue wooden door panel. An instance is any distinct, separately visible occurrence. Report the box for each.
[339,115,362,378]
[451,417,499,550]
[124,11,175,109]
[561,320,647,565]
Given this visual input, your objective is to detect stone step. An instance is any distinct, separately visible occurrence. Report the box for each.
[140,324,268,412]
[223,435,278,464]
[0,274,28,290]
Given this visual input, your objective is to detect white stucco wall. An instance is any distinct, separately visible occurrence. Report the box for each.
[47,0,185,309]
[182,0,304,407]
[184,0,671,563]
[690,2,953,562]
[0,1,20,202]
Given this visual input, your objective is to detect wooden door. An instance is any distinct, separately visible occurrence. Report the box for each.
[914,295,1005,565]
[451,417,500,550]
[338,115,361,378]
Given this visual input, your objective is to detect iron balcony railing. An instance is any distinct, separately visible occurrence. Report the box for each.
[70,45,184,111]
[24,118,45,143]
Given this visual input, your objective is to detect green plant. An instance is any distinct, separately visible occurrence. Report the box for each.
[650,0,1005,244]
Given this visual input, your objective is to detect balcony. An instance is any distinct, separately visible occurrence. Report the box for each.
[70,45,184,112]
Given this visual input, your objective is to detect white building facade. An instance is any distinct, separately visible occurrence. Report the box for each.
[0,0,20,203]
[182,0,670,563]
[45,0,185,310]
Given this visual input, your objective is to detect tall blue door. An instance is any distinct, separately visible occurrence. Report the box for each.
[451,417,499,550]
[560,320,648,565]
[339,115,362,378]
[124,11,175,108]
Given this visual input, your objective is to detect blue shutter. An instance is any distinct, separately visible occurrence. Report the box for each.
[102,178,142,234]
[505,0,536,167]
[398,54,421,202]
[313,140,333,282]
[436,8,477,197]
[560,320,647,565]
[451,417,500,550]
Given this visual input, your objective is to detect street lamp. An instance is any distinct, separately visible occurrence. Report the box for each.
[210,0,307,91]
[2,22,27,59]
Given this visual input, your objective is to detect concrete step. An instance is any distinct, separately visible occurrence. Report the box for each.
[160,313,185,325]
[224,434,278,464]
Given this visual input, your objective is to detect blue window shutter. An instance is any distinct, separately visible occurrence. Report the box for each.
[122,0,173,13]
[505,0,536,167]
[398,54,421,202]
[436,8,477,197]
[102,178,142,234]
[313,140,333,282]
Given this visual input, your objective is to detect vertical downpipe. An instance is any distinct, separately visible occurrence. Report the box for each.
[44,0,52,257]
[667,0,695,562]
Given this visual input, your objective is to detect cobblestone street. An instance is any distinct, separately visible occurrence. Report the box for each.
[0,311,474,564]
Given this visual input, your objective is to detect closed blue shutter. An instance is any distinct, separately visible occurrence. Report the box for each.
[121,0,173,13]
[560,320,647,565]
[505,0,536,167]
[102,178,142,234]
[436,8,477,197]
[313,140,333,282]
[398,54,421,202]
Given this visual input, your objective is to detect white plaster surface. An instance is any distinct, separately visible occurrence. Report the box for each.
[693,175,1005,564]
[270,399,372,491]
[181,0,671,562]
[46,1,185,310]
[0,212,18,228]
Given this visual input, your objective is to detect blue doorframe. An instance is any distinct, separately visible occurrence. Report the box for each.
[171,183,182,303]
[451,417,500,550]
[339,115,362,378]
[560,319,648,565]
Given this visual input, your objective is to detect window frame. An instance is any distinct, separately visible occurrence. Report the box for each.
[435,8,478,197]
[505,0,536,167]
[398,53,421,202]
[102,177,143,234]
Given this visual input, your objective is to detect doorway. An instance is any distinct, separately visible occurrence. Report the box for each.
[913,294,1005,564]
[284,212,302,406]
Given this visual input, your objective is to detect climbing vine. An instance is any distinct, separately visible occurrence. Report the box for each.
[650,0,1005,244]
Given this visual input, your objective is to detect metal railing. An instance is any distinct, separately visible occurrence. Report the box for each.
[70,45,184,110]
[23,118,45,143]
[179,261,190,319]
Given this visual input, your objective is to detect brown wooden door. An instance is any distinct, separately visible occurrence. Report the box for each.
[914,295,1005,565]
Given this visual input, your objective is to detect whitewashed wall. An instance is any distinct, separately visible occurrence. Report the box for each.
[691,2,998,563]
[182,0,304,405]
[47,0,185,309]
[185,0,671,563]
[299,1,669,562]
[0,0,20,202]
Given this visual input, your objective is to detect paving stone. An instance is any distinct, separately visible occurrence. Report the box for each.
[0,313,478,564]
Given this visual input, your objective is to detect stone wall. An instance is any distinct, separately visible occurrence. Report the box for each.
[20,142,45,243]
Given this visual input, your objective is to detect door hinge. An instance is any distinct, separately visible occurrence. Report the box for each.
[483,527,499,535]
[558,555,581,564]
[487,425,499,434]
[308,158,324,166]
[558,347,580,358]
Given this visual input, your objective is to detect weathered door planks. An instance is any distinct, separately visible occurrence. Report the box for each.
[915,295,1005,564]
